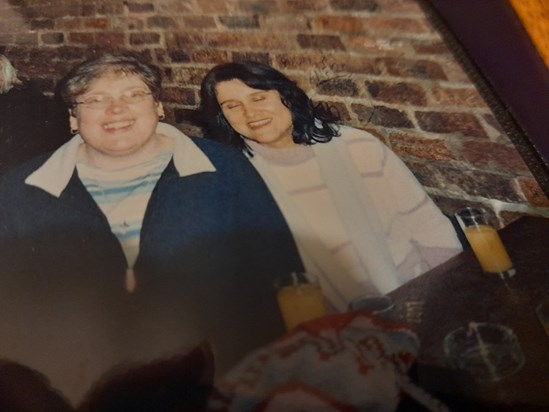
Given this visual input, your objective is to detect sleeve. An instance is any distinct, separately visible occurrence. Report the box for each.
[225,148,305,278]
[344,126,462,255]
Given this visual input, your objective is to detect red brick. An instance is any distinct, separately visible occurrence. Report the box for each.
[95,32,125,47]
[376,0,423,14]
[219,15,260,29]
[364,17,430,34]
[112,17,146,31]
[205,32,297,50]
[324,100,351,121]
[416,111,486,138]
[96,3,125,15]
[352,104,413,128]
[167,50,191,63]
[14,33,38,46]
[148,16,179,29]
[412,41,452,56]
[329,0,378,11]
[389,133,457,162]
[518,178,549,207]
[282,0,330,12]
[68,32,95,45]
[165,32,204,50]
[462,140,531,173]
[276,53,383,76]
[233,52,271,65]
[438,167,522,202]
[56,18,82,31]
[83,18,109,30]
[41,32,64,45]
[384,57,447,80]
[172,67,212,86]
[126,3,155,13]
[431,86,487,108]
[401,160,441,188]
[162,86,196,105]
[31,19,55,30]
[190,50,231,64]
[316,77,359,97]
[366,81,427,106]
[130,32,161,46]
[262,15,310,31]
[181,16,217,29]
[313,16,365,33]
[297,34,346,51]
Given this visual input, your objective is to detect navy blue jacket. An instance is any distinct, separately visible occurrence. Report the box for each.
[0,137,303,399]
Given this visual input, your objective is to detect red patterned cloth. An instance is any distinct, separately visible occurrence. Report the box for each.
[209,312,448,412]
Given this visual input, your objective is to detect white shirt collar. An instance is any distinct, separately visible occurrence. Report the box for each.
[25,122,216,197]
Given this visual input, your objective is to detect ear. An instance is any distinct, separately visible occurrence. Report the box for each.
[156,102,165,118]
[69,110,78,131]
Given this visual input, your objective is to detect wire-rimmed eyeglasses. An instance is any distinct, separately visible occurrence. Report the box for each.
[74,90,153,110]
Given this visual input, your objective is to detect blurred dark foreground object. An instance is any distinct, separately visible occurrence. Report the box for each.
[0,342,215,412]
[78,341,215,412]
[214,311,449,412]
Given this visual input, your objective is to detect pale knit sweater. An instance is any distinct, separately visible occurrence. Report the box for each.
[248,126,462,310]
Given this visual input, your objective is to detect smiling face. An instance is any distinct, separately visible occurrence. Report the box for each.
[70,73,164,166]
[215,79,295,149]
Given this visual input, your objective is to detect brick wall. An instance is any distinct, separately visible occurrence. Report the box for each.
[1,0,548,226]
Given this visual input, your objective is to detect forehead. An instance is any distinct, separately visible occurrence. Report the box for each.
[83,73,148,95]
[215,79,273,100]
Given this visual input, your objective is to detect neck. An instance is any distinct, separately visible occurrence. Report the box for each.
[78,134,173,170]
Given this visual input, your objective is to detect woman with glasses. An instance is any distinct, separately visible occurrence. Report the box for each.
[0,54,302,403]
[199,61,463,311]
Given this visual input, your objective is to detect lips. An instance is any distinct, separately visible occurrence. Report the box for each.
[248,118,271,129]
[103,120,135,131]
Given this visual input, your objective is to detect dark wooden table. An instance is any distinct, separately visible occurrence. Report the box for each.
[389,216,549,411]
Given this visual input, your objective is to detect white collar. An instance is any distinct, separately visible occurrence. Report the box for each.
[25,122,216,197]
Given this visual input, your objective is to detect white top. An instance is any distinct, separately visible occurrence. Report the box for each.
[248,126,462,310]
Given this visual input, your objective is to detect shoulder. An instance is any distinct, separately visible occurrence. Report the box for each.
[190,136,253,170]
[0,154,50,187]
[336,126,388,167]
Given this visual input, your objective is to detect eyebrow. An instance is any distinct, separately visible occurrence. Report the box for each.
[219,90,269,107]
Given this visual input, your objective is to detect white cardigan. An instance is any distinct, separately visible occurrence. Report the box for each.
[248,126,462,311]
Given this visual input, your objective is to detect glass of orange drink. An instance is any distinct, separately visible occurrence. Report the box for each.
[275,272,327,331]
[455,207,515,279]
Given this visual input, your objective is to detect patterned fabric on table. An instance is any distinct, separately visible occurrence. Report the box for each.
[209,312,448,412]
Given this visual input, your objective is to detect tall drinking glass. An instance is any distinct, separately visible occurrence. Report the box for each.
[454,207,515,279]
[275,272,327,331]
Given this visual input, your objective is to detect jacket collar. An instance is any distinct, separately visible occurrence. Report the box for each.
[25,122,216,197]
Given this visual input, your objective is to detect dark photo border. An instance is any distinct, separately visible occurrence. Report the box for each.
[419,0,549,197]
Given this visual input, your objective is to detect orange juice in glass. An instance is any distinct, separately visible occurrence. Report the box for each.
[276,272,327,331]
[455,207,515,278]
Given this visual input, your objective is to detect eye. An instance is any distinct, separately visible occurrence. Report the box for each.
[126,89,149,99]
[252,94,267,102]
[81,95,107,105]
[223,102,242,110]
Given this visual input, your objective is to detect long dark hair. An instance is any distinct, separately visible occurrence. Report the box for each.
[199,61,340,152]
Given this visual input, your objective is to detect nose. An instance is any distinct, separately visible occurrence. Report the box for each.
[105,97,129,112]
[242,103,258,119]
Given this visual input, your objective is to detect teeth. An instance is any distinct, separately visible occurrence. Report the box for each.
[249,119,270,128]
[104,120,134,130]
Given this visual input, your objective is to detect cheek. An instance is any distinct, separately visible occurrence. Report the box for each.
[223,112,244,129]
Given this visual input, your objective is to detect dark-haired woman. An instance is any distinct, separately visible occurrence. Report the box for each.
[199,61,462,311]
